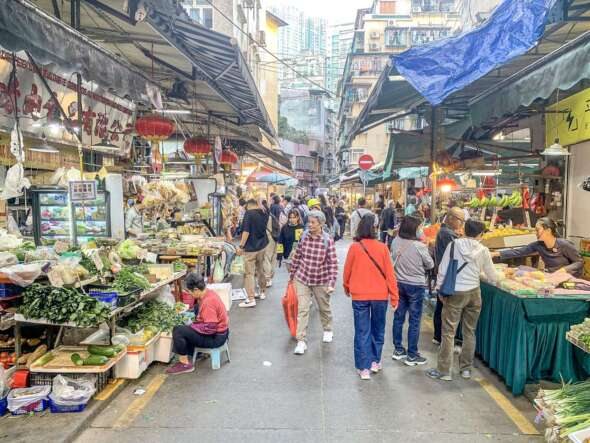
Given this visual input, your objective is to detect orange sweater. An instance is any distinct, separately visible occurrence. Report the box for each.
[343,239,399,307]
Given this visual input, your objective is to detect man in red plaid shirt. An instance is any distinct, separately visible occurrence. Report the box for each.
[289,210,338,355]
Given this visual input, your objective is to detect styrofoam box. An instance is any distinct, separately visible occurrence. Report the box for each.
[114,335,158,379]
[207,283,232,311]
[569,427,590,443]
[154,333,173,363]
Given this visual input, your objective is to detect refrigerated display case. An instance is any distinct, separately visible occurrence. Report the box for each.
[31,187,111,246]
[32,188,72,245]
[72,192,111,244]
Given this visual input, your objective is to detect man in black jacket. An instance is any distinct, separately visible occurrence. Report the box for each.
[379,201,396,248]
[433,207,465,344]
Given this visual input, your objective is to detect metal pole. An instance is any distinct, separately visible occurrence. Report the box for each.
[430,106,438,224]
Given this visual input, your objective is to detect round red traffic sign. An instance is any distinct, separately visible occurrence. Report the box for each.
[358,154,375,171]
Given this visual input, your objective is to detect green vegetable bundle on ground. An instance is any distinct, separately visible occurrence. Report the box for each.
[19,283,112,327]
[538,380,590,441]
[122,300,185,333]
[113,267,151,293]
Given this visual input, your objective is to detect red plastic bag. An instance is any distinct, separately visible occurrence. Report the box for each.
[282,281,298,338]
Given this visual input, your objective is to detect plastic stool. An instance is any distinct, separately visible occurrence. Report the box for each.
[192,341,230,370]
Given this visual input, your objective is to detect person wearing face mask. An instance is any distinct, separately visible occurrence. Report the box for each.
[278,209,305,271]
[492,217,583,277]
[390,215,435,366]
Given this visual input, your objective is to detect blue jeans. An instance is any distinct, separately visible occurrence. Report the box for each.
[392,282,425,358]
[352,300,388,370]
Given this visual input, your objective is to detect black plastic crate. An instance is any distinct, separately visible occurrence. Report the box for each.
[29,370,110,394]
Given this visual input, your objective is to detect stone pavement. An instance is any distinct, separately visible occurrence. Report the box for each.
[76,240,544,443]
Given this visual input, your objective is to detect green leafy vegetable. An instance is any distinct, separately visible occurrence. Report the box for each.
[19,283,111,327]
[122,300,185,333]
[113,267,151,293]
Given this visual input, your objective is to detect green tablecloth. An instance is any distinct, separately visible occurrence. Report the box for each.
[476,283,590,395]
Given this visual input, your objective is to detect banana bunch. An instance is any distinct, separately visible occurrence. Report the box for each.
[467,191,523,208]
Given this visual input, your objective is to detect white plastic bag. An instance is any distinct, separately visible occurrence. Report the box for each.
[0,252,17,268]
[7,214,22,238]
[156,284,175,307]
[50,167,66,185]
[1,163,31,200]
[7,385,50,412]
[0,366,9,398]
[1,263,43,286]
[49,375,96,406]
[0,234,22,251]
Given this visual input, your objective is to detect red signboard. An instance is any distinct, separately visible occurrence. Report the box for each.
[358,154,375,170]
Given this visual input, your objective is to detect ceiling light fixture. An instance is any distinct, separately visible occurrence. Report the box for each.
[92,138,119,151]
[28,134,59,153]
[156,109,191,115]
[541,139,570,156]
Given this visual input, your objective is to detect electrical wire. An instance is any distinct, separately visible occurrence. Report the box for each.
[201,0,336,97]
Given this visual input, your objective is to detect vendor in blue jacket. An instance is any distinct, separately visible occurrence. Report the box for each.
[493,218,583,277]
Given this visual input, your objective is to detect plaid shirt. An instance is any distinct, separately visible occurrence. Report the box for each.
[290,232,338,287]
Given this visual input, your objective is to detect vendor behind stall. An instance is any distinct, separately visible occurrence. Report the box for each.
[125,199,143,238]
[167,273,229,375]
[493,218,583,277]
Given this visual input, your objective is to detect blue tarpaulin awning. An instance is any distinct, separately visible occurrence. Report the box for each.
[393,0,558,106]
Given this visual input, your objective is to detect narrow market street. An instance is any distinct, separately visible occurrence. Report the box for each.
[76,240,542,443]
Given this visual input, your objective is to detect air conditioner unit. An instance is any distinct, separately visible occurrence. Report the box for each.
[257,30,266,47]
[370,31,380,39]
[369,43,380,51]
[388,20,396,26]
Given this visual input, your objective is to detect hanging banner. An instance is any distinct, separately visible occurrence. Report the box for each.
[0,50,136,155]
[545,88,590,147]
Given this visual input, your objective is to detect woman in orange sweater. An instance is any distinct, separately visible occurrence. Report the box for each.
[343,214,399,380]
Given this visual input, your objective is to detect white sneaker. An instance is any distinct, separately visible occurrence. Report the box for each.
[323,331,333,343]
[238,299,256,308]
[266,281,273,288]
[454,345,462,354]
[255,292,266,300]
[294,341,307,355]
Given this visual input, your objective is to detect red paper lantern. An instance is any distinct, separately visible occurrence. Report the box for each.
[183,137,212,164]
[135,115,175,142]
[219,149,238,172]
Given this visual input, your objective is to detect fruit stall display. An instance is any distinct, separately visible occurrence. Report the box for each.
[567,318,590,354]
[466,191,524,209]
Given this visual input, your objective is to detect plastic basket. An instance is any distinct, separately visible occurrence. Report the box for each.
[48,398,87,413]
[29,371,109,394]
[0,397,6,416]
[88,290,118,308]
[0,283,24,298]
[11,399,47,415]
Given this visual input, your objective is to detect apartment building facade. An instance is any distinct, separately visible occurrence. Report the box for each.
[337,0,460,172]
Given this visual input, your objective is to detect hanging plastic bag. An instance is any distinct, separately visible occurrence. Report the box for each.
[1,163,30,200]
[230,255,245,275]
[155,284,175,307]
[0,366,9,398]
[7,214,22,238]
[212,258,224,283]
[282,281,298,338]
[50,375,96,406]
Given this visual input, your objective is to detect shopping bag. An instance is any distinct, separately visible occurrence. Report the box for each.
[439,241,468,297]
[212,258,224,283]
[282,281,298,338]
[230,256,245,275]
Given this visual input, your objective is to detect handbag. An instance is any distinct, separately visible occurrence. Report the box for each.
[439,241,469,297]
[358,241,387,282]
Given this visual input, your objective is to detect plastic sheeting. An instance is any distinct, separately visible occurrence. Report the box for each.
[393,0,558,106]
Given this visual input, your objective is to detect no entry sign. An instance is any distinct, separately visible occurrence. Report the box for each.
[358,154,375,170]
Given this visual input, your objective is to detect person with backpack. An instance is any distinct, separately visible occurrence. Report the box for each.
[290,210,338,355]
[236,199,269,308]
[262,199,281,288]
[379,200,397,248]
[390,215,435,366]
[350,197,377,238]
[426,220,498,381]
[343,214,399,380]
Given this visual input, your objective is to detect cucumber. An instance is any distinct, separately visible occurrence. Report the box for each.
[83,355,109,366]
[35,351,54,367]
[113,344,125,353]
[87,345,117,358]
[71,353,84,366]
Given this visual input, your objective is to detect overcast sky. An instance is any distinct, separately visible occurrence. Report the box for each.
[274,0,372,25]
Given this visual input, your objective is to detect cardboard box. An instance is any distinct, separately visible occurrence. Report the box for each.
[482,233,537,250]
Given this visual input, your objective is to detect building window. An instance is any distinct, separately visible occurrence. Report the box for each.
[379,1,396,14]
[410,28,449,46]
[385,28,407,48]
[185,0,213,29]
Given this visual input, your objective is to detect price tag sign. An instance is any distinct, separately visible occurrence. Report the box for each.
[69,180,97,201]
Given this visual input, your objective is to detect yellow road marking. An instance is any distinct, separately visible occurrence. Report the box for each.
[475,377,539,435]
[113,374,167,429]
[95,379,125,401]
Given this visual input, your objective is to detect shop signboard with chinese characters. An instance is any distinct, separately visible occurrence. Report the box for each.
[545,88,590,147]
[0,51,136,154]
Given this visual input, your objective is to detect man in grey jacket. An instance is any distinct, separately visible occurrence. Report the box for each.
[426,220,498,381]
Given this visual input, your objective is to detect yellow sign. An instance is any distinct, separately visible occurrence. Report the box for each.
[546,88,590,147]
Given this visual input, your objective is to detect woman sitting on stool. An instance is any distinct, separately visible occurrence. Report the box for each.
[166,273,229,375]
